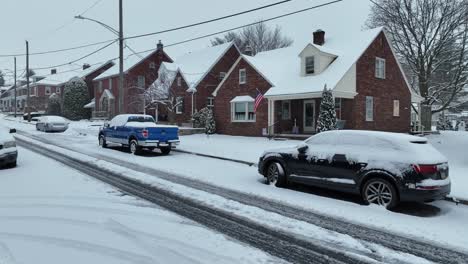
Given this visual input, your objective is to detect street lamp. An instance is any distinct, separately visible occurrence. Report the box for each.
[74,3,124,115]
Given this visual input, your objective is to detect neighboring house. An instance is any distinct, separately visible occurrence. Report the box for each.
[212,28,414,137]
[0,62,113,113]
[150,42,241,124]
[92,41,172,119]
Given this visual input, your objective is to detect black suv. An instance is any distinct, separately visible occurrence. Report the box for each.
[258,130,450,209]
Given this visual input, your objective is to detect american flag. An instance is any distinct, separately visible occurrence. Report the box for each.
[254,89,264,113]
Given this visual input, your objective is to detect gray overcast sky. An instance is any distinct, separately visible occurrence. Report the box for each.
[0,0,371,83]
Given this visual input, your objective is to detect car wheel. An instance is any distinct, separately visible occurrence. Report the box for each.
[129,140,141,155]
[265,162,287,187]
[160,147,171,155]
[99,135,107,148]
[363,178,399,209]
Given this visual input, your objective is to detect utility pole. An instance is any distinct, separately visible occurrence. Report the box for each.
[14,57,17,118]
[26,40,30,121]
[118,0,124,115]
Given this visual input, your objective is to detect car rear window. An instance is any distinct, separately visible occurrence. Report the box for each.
[127,116,155,123]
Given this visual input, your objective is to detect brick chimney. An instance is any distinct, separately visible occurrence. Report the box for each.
[157,40,164,51]
[313,29,325,46]
[243,45,253,56]
[51,69,57,75]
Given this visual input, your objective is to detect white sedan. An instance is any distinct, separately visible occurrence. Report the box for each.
[36,116,70,133]
[0,128,17,168]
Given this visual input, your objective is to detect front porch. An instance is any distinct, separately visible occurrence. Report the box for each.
[267,97,350,136]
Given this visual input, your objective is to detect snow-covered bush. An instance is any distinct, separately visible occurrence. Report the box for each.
[436,114,452,131]
[47,93,61,115]
[62,77,90,120]
[192,107,216,134]
[316,87,337,133]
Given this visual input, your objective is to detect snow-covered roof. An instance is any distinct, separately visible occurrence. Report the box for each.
[242,27,384,98]
[34,62,113,86]
[165,42,236,90]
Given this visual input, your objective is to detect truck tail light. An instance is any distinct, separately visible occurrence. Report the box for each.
[142,129,149,138]
[413,164,438,175]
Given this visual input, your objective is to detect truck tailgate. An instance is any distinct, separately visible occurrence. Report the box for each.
[146,127,179,142]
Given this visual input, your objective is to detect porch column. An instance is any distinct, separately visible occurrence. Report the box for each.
[268,99,275,135]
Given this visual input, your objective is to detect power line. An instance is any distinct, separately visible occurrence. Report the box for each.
[0,39,117,58]
[10,0,343,74]
[33,40,118,70]
[124,0,293,40]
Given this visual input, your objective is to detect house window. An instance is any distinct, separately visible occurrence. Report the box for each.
[232,101,255,122]
[30,87,36,96]
[98,81,103,93]
[56,87,61,94]
[335,97,342,119]
[305,56,315,74]
[393,100,400,117]
[176,97,184,114]
[207,97,214,107]
[137,75,146,88]
[219,72,227,81]
[281,100,291,120]
[108,79,112,90]
[45,86,51,95]
[177,77,182,87]
[149,62,156,69]
[375,57,386,79]
[366,96,374,121]
[239,69,246,84]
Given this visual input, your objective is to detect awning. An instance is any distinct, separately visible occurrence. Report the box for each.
[230,95,255,103]
[84,98,95,109]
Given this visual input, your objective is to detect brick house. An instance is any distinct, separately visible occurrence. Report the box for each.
[212,27,417,137]
[92,42,172,119]
[150,42,241,124]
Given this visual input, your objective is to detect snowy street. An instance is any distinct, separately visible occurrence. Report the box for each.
[0,146,285,264]
[1,116,468,264]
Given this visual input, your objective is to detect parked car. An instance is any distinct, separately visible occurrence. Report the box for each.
[36,116,70,132]
[258,130,450,209]
[0,128,17,168]
[23,112,44,121]
[98,114,179,155]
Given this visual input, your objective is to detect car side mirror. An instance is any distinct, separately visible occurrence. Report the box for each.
[297,144,308,154]
[9,128,16,134]
[104,123,110,128]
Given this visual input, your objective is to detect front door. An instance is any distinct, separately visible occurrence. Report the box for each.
[303,100,316,133]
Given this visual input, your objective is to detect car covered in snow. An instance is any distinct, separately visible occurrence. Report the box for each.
[259,130,451,209]
[0,128,17,168]
[98,114,179,155]
[36,116,70,132]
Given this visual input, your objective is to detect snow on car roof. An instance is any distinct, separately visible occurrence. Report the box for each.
[321,130,427,144]
[40,116,68,122]
[244,27,384,97]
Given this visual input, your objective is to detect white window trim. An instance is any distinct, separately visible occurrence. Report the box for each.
[366,96,374,122]
[45,86,51,95]
[393,100,400,117]
[137,75,146,88]
[177,77,182,87]
[231,101,255,122]
[239,69,246,84]
[108,79,112,90]
[56,87,61,94]
[220,72,227,81]
[98,81,103,93]
[176,97,183,114]
[335,97,342,120]
[375,57,386,79]
[281,100,291,120]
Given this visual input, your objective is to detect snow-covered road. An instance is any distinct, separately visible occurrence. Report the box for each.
[0,147,284,264]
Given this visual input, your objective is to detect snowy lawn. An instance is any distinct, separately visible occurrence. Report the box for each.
[0,147,282,264]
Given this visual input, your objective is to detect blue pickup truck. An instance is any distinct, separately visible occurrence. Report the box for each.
[98,114,179,155]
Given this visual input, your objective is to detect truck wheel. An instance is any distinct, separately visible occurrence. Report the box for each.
[129,139,141,155]
[99,135,107,148]
[160,147,171,155]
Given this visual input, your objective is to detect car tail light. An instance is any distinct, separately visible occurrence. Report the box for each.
[413,164,438,175]
[142,129,149,138]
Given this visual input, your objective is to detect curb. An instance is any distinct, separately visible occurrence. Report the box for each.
[173,149,256,167]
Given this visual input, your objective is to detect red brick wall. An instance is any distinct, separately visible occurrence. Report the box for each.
[214,58,271,136]
[353,32,411,133]
[171,72,193,124]
[194,45,240,111]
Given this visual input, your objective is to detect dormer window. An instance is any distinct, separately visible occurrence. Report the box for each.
[305,56,315,74]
